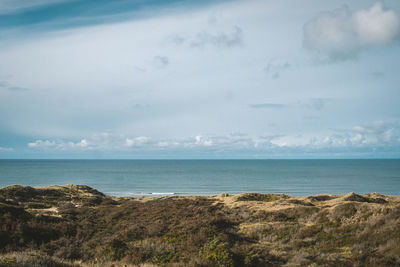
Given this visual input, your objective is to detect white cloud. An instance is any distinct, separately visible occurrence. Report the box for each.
[26,133,276,152]
[194,135,213,147]
[125,138,134,147]
[0,146,13,151]
[353,3,399,45]
[28,139,89,149]
[28,140,56,148]
[304,2,399,58]
[203,140,213,147]
[195,135,202,144]
[381,129,393,142]
[125,136,149,147]
[157,141,169,147]
[23,121,400,156]
[311,133,367,147]
[352,120,385,134]
[310,120,400,148]
[270,139,288,147]
[67,139,88,148]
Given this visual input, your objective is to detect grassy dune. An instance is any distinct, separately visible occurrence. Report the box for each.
[0,185,399,266]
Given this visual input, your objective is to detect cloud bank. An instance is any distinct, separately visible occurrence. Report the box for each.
[304,2,400,59]
[28,139,88,150]
[23,121,400,157]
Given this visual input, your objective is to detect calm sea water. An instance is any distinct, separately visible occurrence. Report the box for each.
[0,160,399,196]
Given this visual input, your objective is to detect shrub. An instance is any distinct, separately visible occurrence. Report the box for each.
[200,237,234,267]
[0,251,80,267]
[103,239,128,261]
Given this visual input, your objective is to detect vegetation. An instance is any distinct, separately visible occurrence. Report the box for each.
[0,185,400,266]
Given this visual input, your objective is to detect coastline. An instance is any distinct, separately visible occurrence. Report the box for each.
[2,159,400,197]
[1,184,400,266]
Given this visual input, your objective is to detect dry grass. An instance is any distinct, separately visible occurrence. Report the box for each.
[1,185,400,266]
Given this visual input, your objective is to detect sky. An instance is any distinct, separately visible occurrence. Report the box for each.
[0,0,400,159]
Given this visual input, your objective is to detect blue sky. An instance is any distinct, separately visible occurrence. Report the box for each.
[0,0,400,159]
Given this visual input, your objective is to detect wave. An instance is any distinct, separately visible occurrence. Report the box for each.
[106,191,179,196]
[143,192,176,195]
[104,191,241,197]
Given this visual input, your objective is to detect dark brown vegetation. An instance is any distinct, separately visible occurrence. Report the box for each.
[0,185,400,266]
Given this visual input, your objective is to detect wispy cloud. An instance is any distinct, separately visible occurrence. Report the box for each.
[309,98,327,111]
[370,71,384,78]
[249,98,331,111]
[249,104,286,109]
[7,86,30,92]
[153,56,169,68]
[0,80,30,92]
[264,59,292,79]
[169,26,243,48]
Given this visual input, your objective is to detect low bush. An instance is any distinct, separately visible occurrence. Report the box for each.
[0,185,399,266]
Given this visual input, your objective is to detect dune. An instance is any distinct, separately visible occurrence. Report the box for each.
[0,185,399,266]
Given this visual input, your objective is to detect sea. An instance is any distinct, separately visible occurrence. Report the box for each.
[0,159,399,196]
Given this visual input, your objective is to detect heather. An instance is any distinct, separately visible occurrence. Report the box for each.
[0,185,399,266]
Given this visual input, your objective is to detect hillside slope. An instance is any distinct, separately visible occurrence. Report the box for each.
[0,185,399,266]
